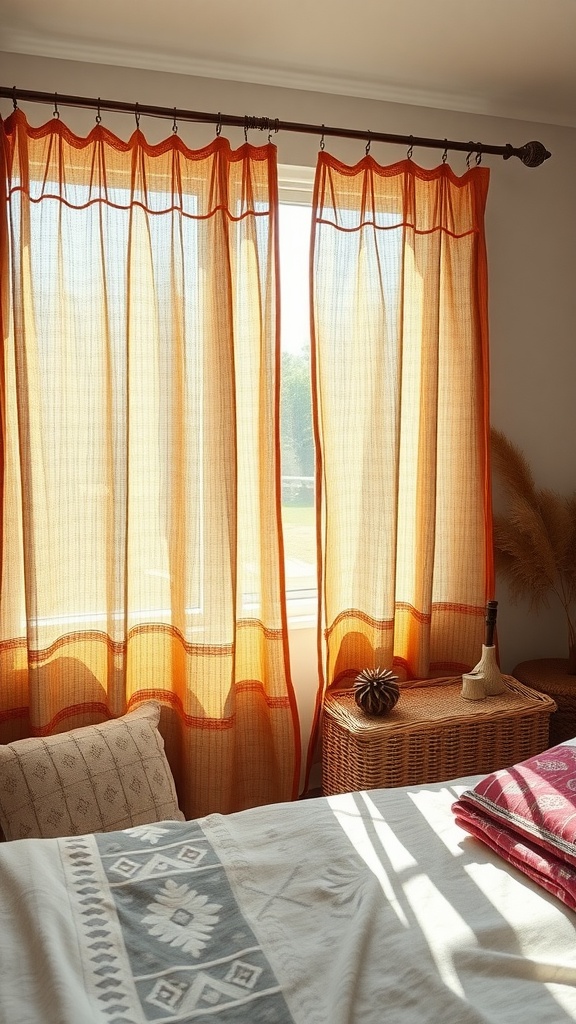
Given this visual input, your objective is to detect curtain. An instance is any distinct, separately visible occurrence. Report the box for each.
[0,110,300,818]
[309,152,493,746]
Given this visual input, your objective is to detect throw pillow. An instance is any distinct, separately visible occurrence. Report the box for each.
[0,701,185,841]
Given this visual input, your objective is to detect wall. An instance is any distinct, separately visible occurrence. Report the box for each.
[2,52,576,774]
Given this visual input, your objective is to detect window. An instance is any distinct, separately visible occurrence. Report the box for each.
[19,164,319,632]
[279,168,316,621]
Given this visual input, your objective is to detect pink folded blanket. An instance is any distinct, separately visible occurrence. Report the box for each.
[453,743,576,910]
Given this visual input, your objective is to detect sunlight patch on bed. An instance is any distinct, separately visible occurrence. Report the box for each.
[327,792,477,999]
[326,792,410,926]
[358,791,418,873]
[463,856,575,946]
[459,861,576,1017]
[402,873,477,999]
[407,784,473,856]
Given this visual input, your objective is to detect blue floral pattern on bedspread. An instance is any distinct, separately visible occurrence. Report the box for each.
[60,821,294,1024]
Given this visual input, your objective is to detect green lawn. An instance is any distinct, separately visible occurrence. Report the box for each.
[281,504,316,566]
[281,505,315,526]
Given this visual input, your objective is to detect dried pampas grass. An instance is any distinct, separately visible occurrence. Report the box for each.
[491,428,576,671]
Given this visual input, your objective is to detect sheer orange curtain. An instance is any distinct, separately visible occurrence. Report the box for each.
[0,110,300,818]
[308,152,493,748]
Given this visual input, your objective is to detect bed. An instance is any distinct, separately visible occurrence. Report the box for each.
[2,764,576,1024]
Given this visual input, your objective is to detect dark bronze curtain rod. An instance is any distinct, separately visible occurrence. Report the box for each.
[0,85,551,168]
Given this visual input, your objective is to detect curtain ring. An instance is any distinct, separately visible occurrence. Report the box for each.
[53,93,60,119]
[407,135,414,160]
[12,86,18,110]
[466,151,472,169]
[95,98,102,124]
[441,140,448,164]
[267,118,279,144]
[243,115,259,143]
[216,112,222,137]
[475,149,482,165]
[134,102,140,130]
[172,108,178,134]
[365,130,372,156]
[319,125,325,151]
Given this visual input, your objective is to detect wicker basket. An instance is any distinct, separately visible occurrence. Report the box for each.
[513,659,576,746]
[322,676,555,796]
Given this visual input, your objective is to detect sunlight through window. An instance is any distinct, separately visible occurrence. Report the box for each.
[279,192,316,618]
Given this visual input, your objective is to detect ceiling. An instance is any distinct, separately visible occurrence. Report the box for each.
[2,0,576,128]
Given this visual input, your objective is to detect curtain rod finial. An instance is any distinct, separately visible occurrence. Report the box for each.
[515,140,551,168]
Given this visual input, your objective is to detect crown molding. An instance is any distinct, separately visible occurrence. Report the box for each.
[2,29,575,129]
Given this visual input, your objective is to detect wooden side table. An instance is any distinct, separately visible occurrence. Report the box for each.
[513,659,576,746]
[322,677,555,796]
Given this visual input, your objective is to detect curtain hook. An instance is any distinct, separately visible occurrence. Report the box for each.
[12,86,18,110]
[267,118,279,144]
[53,92,60,119]
[243,115,258,143]
[319,125,325,151]
[172,108,178,134]
[407,135,414,160]
[442,139,448,164]
[134,102,140,130]
[216,111,222,137]
[365,130,372,156]
[466,142,475,169]
[475,148,483,166]
[95,98,102,125]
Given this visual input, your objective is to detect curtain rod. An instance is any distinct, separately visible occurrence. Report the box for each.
[0,86,551,168]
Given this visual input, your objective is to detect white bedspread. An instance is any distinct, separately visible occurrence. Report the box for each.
[1,776,576,1023]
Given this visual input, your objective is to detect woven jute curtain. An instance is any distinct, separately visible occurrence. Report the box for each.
[0,110,300,818]
[307,152,494,762]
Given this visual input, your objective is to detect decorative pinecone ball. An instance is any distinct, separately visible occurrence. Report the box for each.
[354,667,399,716]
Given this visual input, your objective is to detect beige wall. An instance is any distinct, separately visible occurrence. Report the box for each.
[2,50,576,690]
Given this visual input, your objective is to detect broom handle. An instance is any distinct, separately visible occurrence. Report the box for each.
[485,600,498,647]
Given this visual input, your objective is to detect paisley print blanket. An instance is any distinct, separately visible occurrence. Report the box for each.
[2,777,576,1023]
[453,740,576,909]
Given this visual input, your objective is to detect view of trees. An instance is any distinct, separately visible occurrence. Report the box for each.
[280,347,314,506]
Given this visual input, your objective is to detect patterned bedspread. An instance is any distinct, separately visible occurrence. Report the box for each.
[2,779,576,1023]
[67,820,293,1023]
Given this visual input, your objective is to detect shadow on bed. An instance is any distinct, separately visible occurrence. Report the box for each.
[321,784,576,1022]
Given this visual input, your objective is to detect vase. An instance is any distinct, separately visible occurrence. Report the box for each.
[471,645,506,696]
[461,672,486,701]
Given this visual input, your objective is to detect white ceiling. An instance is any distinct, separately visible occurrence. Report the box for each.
[2,0,576,128]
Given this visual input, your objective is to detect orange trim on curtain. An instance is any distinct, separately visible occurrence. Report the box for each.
[306,151,493,783]
[0,109,300,817]
[0,122,8,601]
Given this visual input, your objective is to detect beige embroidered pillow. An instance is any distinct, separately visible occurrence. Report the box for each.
[0,702,185,841]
